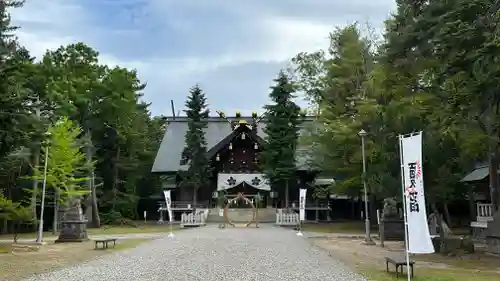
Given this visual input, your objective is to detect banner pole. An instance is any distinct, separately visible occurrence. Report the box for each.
[399,135,411,281]
[168,218,174,237]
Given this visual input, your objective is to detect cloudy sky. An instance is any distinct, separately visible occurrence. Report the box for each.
[11,0,396,116]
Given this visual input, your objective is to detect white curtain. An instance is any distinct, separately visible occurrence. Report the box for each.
[217,173,270,191]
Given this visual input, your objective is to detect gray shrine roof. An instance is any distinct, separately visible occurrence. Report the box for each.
[151,116,315,173]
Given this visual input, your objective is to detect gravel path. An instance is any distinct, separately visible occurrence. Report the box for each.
[22,225,368,281]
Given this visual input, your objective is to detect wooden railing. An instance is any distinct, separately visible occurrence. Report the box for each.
[275,211,299,226]
[477,203,494,221]
[180,212,206,227]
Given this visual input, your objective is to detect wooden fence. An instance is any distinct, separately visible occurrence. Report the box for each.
[275,211,299,226]
[180,212,206,227]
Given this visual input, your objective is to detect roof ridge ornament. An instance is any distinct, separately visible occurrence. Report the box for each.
[216,109,258,131]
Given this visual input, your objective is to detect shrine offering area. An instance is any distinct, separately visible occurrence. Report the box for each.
[20,225,367,281]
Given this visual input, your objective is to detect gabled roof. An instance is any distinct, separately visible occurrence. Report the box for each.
[206,123,265,159]
[151,116,315,173]
[460,163,499,183]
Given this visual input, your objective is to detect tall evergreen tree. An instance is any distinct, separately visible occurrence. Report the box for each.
[181,85,210,212]
[261,71,302,208]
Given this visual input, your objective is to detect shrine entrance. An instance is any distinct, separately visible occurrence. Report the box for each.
[223,192,258,227]
[217,173,270,228]
[217,173,270,208]
[225,183,265,208]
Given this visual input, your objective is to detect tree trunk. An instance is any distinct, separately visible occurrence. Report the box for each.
[192,186,197,214]
[369,194,377,226]
[30,144,40,232]
[13,221,19,244]
[52,189,60,235]
[85,132,101,228]
[351,198,355,219]
[285,181,289,209]
[91,175,101,227]
[1,219,6,235]
[30,106,41,232]
[443,202,452,227]
[112,147,120,213]
[315,199,319,222]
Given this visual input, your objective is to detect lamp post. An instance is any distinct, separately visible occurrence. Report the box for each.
[358,129,375,245]
[36,132,51,244]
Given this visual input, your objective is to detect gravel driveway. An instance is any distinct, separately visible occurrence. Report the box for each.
[23,225,368,281]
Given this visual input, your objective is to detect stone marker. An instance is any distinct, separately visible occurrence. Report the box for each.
[55,197,89,243]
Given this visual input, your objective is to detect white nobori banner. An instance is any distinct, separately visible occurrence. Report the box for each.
[163,190,173,223]
[299,189,307,221]
[400,132,434,254]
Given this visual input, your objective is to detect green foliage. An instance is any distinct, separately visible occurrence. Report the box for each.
[28,118,89,203]
[0,194,33,222]
[0,2,166,233]
[296,24,373,198]
[0,193,34,241]
[292,6,496,207]
[260,71,303,186]
[181,85,211,192]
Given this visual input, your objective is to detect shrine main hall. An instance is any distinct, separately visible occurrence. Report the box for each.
[151,112,336,221]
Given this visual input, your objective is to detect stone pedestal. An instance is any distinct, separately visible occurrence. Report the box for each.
[55,221,88,243]
[382,219,405,241]
[55,198,89,243]
[485,209,500,254]
[486,236,500,254]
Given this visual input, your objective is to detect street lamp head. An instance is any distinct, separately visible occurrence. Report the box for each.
[358,129,367,137]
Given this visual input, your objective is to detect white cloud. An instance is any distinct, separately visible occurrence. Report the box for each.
[257,17,332,61]
[10,0,396,116]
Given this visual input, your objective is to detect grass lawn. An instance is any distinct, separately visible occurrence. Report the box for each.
[302,221,470,236]
[88,224,180,235]
[0,243,11,253]
[361,266,500,281]
[0,238,152,281]
[0,224,179,240]
[312,236,500,281]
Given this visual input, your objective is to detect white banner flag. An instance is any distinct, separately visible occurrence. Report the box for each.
[400,132,434,254]
[163,190,173,223]
[299,189,307,221]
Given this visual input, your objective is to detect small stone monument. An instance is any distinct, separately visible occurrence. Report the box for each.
[381,197,405,241]
[428,213,453,237]
[55,197,89,243]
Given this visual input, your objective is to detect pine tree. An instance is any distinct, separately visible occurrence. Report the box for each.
[261,71,302,208]
[181,85,210,212]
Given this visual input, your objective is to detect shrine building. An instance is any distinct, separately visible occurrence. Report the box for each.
[151,111,335,221]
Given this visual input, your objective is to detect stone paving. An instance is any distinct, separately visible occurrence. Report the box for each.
[22,225,368,281]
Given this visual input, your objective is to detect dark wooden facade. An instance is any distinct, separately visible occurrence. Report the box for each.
[171,119,313,208]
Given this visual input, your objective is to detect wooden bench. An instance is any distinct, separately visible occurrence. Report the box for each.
[94,238,117,250]
[385,256,415,278]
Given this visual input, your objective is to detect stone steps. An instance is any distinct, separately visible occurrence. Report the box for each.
[206,208,277,223]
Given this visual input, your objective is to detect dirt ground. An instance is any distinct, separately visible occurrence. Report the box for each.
[311,237,500,280]
[0,238,151,281]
